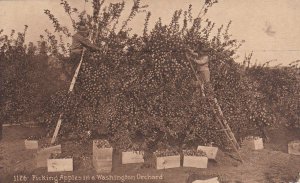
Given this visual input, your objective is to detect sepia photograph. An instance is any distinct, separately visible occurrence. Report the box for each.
[0,0,299,182]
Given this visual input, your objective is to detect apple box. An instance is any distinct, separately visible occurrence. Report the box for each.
[183,156,208,169]
[288,140,300,156]
[122,151,144,164]
[92,140,113,173]
[242,137,263,150]
[93,158,113,173]
[36,145,61,168]
[25,139,38,150]
[197,146,218,159]
[191,177,219,183]
[47,158,73,172]
[155,155,180,170]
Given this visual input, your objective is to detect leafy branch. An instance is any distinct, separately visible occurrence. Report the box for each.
[44,9,71,37]
[120,0,148,32]
[60,0,77,30]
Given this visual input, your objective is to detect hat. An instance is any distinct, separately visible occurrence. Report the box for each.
[78,25,89,33]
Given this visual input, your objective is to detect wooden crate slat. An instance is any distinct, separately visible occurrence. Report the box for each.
[183,156,208,168]
[93,159,112,173]
[197,146,219,159]
[156,155,180,170]
[47,158,73,172]
[122,151,144,164]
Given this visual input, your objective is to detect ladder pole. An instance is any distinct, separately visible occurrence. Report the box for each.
[50,49,86,144]
[210,102,238,148]
[69,49,86,92]
[213,98,240,148]
[212,108,243,162]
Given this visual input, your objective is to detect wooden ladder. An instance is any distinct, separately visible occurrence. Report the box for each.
[188,58,243,163]
[50,49,86,144]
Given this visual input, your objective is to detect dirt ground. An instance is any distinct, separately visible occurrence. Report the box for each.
[0,125,299,183]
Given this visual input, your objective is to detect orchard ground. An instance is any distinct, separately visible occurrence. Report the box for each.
[0,124,299,183]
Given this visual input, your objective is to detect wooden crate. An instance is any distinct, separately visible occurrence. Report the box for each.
[93,147,113,160]
[93,159,113,173]
[288,140,300,155]
[183,156,208,168]
[190,177,219,183]
[242,137,264,150]
[121,151,144,164]
[36,145,61,168]
[92,140,113,173]
[197,146,218,159]
[47,158,73,172]
[93,140,113,159]
[25,140,38,149]
[155,155,180,170]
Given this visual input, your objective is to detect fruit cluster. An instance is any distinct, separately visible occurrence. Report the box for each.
[49,153,72,159]
[95,139,112,148]
[183,149,207,157]
[26,135,41,140]
[244,136,261,141]
[154,149,180,157]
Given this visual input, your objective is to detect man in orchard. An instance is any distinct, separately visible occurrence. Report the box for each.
[64,24,102,80]
[186,47,214,98]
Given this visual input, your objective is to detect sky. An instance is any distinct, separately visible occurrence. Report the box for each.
[1,0,300,66]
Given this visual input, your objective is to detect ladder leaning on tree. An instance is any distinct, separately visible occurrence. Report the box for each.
[187,56,244,163]
[50,48,86,145]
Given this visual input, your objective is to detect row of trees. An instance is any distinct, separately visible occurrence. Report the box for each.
[0,27,68,140]
[38,0,294,151]
[0,0,298,154]
[247,65,299,128]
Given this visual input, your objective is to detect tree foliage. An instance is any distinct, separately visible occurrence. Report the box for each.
[40,0,277,152]
[0,0,298,154]
[0,27,67,124]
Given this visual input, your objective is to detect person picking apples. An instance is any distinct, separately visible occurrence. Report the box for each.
[65,24,103,80]
[185,47,214,98]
